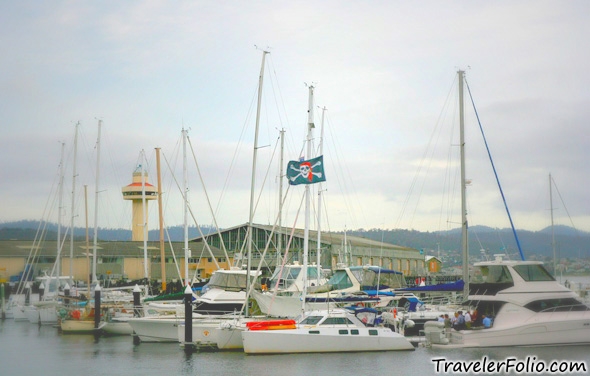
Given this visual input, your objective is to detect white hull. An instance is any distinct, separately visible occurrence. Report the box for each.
[449,314,590,348]
[178,317,265,350]
[127,316,184,342]
[242,326,414,354]
[102,318,134,336]
[12,305,28,321]
[24,306,40,324]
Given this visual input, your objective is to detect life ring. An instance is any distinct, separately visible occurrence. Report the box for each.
[357,302,365,308]
[71,310,81,320]
[393,308,397,319]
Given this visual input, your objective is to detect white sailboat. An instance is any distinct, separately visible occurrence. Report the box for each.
[60,120,104,334]
[242,85,414,354]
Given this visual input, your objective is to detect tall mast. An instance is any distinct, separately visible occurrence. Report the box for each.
[549,173,556,277]
[458,70,469,297]
[156,147,166,292]
[277,128,285,266]
[316,106,326,285]
[84,185,90,296]
[182,129,190,287]
[57,142,65,281]
[69,123,79,281]
[140,151,149,281]
[245,50,268,316]
[92,120,102,283]
[301,84,315,313]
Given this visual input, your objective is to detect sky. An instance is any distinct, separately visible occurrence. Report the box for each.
[1,1,589,236]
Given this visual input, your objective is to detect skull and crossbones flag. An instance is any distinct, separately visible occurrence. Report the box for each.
[286,155,326,185]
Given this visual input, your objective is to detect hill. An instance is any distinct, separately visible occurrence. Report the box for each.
[0,220,214,242]
[1,221,588,260]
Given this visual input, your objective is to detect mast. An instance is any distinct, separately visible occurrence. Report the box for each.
[245,50,268,316]
[277,128,285,266]
[156,147,166,292]
[140,152,149,281]
[301,84,315,313]
[549,173,556,277]
[56,142,65,281]
[84,185,90,296]
[182,129,190,287]
[458,70,469,297]
[316,106,326,285]
[69,123,79,281]
[92,120,102,284]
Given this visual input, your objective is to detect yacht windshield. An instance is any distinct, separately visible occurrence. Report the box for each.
[512,264,555,282]
[207,272,249,290]
[326,270,353,290]
[471,266,513,284]
[469,265,514,295]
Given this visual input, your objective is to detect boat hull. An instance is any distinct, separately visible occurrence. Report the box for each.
[450,316,590,348]
[241,326,415,354]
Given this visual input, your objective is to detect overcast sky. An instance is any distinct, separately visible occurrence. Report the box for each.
[1,1,589,237]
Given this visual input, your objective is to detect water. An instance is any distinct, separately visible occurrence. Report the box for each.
[1,320,589,376]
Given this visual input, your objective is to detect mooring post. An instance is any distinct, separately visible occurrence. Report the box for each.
[94,283,101,330]
[183,284,194,352]
[132,284,142,345]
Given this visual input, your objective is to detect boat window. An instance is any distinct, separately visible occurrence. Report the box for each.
[368,329,378,336]
[471,266,513,284]
[321,317,354,325]
[512,264,555,282]
[525,298,589,312]
[351,329,359,335]
[308,330,320,334]
[300,316,323,325]
[356,268,406,290]
[339,329,349,335]
[206,272,253,290]
[307,266,319,279]
[326,270,353,290]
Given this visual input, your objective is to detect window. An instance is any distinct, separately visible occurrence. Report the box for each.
[300,316,323,325]
[513,264,555,282]
[321,317,353,325]
[525,298,588,312]
[351,329,359,335]
[368,329,378,336]
[326,270,353,290]
[338,329,349,335]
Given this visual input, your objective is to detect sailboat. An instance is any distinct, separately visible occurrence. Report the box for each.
[423,71,590,348]
[60,120,105,335]
[177,50,272,350]
[241,85,414,354]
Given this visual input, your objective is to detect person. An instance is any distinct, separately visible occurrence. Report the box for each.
[453,311,465,331]
[464,310,472,329]
[482,314,492,328]
[444,314,451,329]
[438,315,445,323]
[472,309,481,327]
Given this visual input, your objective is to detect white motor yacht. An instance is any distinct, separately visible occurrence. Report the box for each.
[428,255,590,348]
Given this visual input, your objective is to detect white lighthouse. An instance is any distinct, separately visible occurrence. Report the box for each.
[122,165,157,241]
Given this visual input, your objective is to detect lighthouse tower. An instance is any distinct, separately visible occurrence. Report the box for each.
[122,165,158,241]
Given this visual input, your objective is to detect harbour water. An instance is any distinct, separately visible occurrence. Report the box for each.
[1,319,589,376]
[2,275,589,376]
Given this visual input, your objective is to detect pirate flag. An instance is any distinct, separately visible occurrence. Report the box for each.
[286,155,326,185]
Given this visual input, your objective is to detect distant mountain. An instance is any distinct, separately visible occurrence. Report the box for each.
[1,221,588,259]
[345,226,590,260]
[0,220,215,242]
